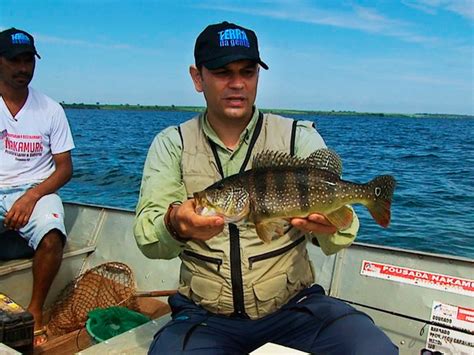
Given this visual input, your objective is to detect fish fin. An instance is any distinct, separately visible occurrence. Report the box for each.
[306,148,343,176]
[325,206,354,230]
[252,151,305,169]
[365,175,396,227]
[255,222,273,243]
[251,149,342,176]
[255,219,287,243]
[272,219,290,235]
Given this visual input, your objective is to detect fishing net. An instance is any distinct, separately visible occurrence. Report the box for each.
[86,306,150,342]
[48,262,139,336]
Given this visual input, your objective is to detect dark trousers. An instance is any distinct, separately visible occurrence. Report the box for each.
[0,230,35,260]
[149,285,398,354]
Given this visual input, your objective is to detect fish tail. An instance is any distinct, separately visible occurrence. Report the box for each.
[365,175,396,228]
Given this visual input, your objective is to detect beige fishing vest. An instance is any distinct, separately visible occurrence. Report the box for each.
[178,112,316,319]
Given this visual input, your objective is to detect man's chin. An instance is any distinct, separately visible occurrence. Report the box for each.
[223,107,252,120]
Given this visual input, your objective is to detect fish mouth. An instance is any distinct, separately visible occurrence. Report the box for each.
[193,191,209,215]
[193,192,223,218]
[193,191,203,205]
[195,205,204,215]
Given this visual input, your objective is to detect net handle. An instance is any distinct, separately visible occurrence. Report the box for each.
[134,289,178,297]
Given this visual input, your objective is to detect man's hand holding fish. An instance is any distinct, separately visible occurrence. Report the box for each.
[167,199,225,241]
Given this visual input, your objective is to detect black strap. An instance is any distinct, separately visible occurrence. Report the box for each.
[208,111,264,178]
[290,119,298,157]
[177,125,184,181]
[208,140,225,178]
[177,125,184,148]
[239,111,264,174]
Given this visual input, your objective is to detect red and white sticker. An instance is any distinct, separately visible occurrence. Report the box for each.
[430,301,474,333]
[360,260,474,296]
[426,301,474,354]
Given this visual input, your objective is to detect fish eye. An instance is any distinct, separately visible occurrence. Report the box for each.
[216,182,225,190]
[375,187,381,196]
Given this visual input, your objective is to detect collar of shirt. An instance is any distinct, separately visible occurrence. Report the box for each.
[201,107,259,150]
[200,107,260,176]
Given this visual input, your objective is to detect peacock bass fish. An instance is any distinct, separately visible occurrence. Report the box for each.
[194,148,396,243]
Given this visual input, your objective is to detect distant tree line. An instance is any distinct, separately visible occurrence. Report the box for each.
[59,102,473,119]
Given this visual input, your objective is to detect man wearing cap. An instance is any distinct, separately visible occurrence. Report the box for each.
[0,28,74,345]
[134,22,397,354]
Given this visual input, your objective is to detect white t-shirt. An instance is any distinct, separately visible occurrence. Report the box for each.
[0,87,75,187]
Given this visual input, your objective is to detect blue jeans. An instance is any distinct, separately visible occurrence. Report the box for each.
[149,285,398,354]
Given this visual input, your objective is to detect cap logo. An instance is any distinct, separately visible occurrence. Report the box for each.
[11,33,31,45]
[218,28,249,48]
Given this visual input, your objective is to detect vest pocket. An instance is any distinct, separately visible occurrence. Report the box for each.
[182,249,223,272]
[252,273,289,317]
[190,275,223,310]
[248,236,305,270]
[286,258,315,296]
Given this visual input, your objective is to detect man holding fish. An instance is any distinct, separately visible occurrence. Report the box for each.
[134,21,397,354]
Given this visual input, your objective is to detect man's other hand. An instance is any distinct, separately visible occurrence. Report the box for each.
[291,213,339,236]
[3,190,40,230]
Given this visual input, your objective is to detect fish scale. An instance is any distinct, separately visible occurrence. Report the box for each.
[249,168,348,217]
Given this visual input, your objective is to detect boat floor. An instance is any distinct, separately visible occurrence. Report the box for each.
[33,298,170,355]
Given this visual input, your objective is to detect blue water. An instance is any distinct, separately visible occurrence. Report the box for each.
[61,109,474,259]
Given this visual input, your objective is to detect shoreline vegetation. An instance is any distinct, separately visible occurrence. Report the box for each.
[60,102,473,119]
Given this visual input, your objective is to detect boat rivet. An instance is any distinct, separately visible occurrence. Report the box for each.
[400,340,405,345]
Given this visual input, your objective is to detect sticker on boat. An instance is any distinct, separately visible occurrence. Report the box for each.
[360,260,473,296]
[425,301,474,354]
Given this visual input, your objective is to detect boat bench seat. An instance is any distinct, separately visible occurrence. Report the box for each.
[0,233,95,277]
[0,203,102,277]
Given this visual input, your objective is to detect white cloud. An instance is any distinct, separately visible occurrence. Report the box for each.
[196,1,441,45]
[403,0,474,20]
[0,27,135,50]
[399,73,469,87]
[6,32,164,55]
[35,34,133,50]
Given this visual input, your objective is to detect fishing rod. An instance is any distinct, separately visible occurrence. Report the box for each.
[336,297,473,336]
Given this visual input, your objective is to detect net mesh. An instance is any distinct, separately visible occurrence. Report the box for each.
[48,262,139,336]
[86,306,150,342]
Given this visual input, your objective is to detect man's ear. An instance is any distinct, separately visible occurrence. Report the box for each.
[189,65,203,93]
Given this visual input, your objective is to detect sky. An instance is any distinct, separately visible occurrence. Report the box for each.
[1,0,473,115]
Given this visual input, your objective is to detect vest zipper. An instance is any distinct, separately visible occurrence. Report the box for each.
[229,223,247,318]
[248,236,306,270]
[182,250,223,272]
[201,112,264,319]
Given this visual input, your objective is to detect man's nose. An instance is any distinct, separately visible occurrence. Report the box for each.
[228,74,245,89]
[17,59,33,71]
